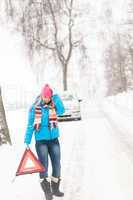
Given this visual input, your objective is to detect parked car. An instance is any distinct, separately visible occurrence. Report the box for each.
[58,91,82,121]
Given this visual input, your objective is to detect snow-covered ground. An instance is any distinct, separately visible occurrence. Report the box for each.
[1,91,133,200]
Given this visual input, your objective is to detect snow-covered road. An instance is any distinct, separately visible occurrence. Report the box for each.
[59,101,133,200]
[1,99,133,200]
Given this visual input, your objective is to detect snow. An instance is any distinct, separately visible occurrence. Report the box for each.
[1,91,133,200]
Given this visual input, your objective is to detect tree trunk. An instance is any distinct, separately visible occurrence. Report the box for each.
[0,87,12,145]
[117,34,127,92]
[63,64,68,91]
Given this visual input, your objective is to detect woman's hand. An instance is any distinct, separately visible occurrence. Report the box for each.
[25,143,30,149]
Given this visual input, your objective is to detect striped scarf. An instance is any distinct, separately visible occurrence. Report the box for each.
[33,96,58,131]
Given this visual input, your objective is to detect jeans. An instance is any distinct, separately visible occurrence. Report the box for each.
[35,138,61,179]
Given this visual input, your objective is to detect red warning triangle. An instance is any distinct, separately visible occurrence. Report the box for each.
[16,148,45,176]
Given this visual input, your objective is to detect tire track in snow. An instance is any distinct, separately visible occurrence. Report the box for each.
[60,120,90,200]
[59,101,115,200]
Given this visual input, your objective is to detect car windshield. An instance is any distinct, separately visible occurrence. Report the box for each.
[61,94,74,101]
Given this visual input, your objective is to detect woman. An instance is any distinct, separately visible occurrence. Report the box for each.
[24,84,65,200]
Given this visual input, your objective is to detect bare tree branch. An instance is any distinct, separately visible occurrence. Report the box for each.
[46,0,66,64]
[66,0,74,63]
[33,36,56,50]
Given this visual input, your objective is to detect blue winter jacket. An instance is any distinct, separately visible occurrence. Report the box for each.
[24,94,65,144]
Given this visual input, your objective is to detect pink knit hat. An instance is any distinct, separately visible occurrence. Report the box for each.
[41,84,53,98]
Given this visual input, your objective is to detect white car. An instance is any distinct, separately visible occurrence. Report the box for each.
[58,91,82,121]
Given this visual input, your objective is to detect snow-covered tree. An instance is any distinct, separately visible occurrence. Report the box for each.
[5,0,82,91]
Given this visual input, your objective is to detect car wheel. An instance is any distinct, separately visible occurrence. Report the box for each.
[75,117,81,121]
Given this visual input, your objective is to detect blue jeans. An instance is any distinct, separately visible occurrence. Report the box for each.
[35,138,61,179]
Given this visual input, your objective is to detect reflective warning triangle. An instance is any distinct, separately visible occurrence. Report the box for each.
[16,148,45,176]
[24,157,36,168]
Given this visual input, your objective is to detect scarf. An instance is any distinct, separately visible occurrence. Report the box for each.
[33,96,58,131]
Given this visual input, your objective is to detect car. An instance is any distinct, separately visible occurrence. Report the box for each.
[58,91,82,121]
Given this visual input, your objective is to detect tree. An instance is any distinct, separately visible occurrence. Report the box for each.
[104,33,128,95]
[5,0,81,90]
[0,87,12,145]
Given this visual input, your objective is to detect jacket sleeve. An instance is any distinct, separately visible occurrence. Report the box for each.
[24,106,35,144]
[52,94,65,116]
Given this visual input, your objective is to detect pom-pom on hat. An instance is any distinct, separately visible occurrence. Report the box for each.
[41,84,53,98]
